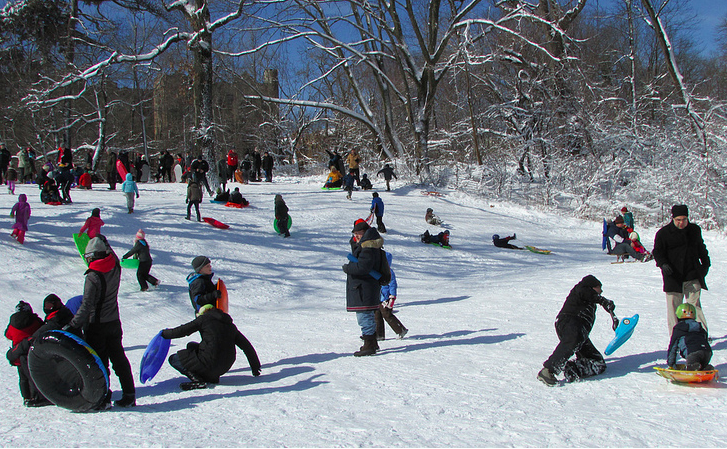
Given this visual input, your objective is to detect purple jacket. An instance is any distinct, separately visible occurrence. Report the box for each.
[11,194,30,231]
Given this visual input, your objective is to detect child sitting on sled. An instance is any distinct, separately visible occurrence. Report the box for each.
[420,229,450,247]
[629,232,653,262]
[425,208,442,226]
[667,303,712,371]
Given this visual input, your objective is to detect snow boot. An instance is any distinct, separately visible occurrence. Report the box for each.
[180,371,207,390]
[354,335,377,357]
[114,394,136,407]
[537,367,557,386]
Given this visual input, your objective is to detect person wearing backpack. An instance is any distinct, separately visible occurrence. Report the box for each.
[342,220,390,356]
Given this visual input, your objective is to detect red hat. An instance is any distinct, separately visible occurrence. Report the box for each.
[621,207,628,213]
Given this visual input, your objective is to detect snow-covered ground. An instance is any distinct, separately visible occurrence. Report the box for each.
[1,175,725,447]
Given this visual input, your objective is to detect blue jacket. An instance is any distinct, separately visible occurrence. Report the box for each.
[121,173,139,195]
[371,197,384,217]
[380,251,397,301]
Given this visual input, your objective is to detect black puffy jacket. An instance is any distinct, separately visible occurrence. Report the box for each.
[653,221,709,292]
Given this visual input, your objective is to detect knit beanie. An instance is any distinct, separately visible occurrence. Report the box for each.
[135,229,145,241]
[192,256,211,273]
[15,301,32,314]
[671,204,689,218]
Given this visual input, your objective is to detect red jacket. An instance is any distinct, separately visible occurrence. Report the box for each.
[5,311,42,366]
[79,216,104,239]
[227,151,238,167]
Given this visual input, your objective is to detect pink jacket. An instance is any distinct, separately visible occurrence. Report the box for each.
[11,194,30,231]
[79,216,105,238]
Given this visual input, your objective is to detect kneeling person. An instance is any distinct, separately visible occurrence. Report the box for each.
[162,304,261,390]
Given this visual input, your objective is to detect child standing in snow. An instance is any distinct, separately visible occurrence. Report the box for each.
[370,192,386,233]
[6,167,17,194]
[621,206,634,229]
[5,301,43,405]
[342,169,356,200]
[79,208,104,239]
[667,303,712,371]
[274,194,291,237]
[10,193,31,244]
[186,178,203,221]
[121,173,139,213]
[538,275,617,386]
[122,229,159,292]
[375,251,408,341]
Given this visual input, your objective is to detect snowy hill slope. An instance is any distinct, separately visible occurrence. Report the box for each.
[1,176,725,447]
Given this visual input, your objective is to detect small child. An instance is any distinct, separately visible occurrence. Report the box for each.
[425,208,442,226]
[324,167,342,189]
[667,303,712,371]
[186,178,202,221]
[629,231,653,262]
[79,208,104,239]
[10,193,31,244]
[78,170,92,189]
[421,229,450,247]
[274,194,290,237]
[6,167,17,194]
[360,173,373,190]
[370,192,386,233]
[187,256,221,314]
[121,173,139,213]
[375,251,408,341]
[621,206,634,229]
[214,187,230,203]
[229,187,248,206]
[122,229,159,292]
[492,233,521,250]
[5,301,43,405]
[342,169,356,200]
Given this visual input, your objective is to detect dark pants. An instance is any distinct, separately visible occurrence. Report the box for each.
[376,215,386,233]
[169,353,199,381]
[276,216,290,236]
[85,320,135,397]
[611,242,643,260]
[544,315,606,381]
[375,304,405,340]
[107,171,117,189]
[686,349,713,370]
[161,167,172,182]
[136,260,158,290]
[187,201,201,220]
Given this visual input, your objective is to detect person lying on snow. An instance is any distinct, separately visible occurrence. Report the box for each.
[420,229,450,247]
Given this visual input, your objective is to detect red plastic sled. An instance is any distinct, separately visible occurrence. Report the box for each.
[116,160,128,180]
[224,202,249,209]
[202,217,230,229]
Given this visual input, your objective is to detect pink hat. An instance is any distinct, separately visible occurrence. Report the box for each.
[135,229,145,241]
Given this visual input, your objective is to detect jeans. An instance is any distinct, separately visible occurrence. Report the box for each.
[356,311,376,336]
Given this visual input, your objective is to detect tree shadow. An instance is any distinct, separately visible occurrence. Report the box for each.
[400,295,471,307]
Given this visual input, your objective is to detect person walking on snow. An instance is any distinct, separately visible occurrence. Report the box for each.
[538,275,617,386]
[122,229,159,292]
[342,220,390,356]
[376,163,397,191]
[10,193,31,244]
[79,208,104,239]
[186,178,203,221]
[370,192,386,233]
[120,173,139,213]
[653,204,710,337]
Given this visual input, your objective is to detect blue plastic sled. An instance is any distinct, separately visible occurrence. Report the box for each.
[139,330,171,384]
[346,253,382,280]
[602,219,608,251]
[604,314,639,355]
[66,295,83,315]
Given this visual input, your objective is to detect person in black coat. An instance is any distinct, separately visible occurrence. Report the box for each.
[161,305,261,389]
[190,155,213,195]
[274,194,290,237]
[262,151,274,182]
[160,150,175,182]
[5,301,42,405]
[653,204,710,337]
[376,163,397,191]
[342,223,390,356]
[538,275,616,386]
[122,229,159,291]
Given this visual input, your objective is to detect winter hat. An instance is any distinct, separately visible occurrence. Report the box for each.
[629,231,640,241]
[614,216,624,224]
[91,208,101,217]
[672,204,689,218]
[580,275,602,289]
[84,235,112,261]
[196,304,215,317]
[135,229,145,241]
[372,192,379,198]
[426,208,433,213]
[15,301,32,314]
[621,206,628,213]
[352,219,370,233]
[43,294,63,315]
[191,256,211,273]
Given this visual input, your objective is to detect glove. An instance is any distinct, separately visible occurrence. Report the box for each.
[215,290,222,299]
[661,264,673,276]
[611,316,620,331]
